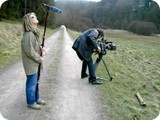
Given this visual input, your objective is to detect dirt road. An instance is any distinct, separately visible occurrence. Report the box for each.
[0,27,108,120]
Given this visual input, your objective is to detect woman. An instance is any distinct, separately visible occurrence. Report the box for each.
[21,12,46,110]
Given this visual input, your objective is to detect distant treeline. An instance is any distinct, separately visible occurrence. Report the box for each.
[0,0,160,35]
[0,0,56,28]
[56,0,160,35]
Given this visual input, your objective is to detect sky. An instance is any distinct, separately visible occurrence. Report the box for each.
[55,0,160,6]
[55,0,101,2]
[154,0,160,7]
[86,0,101,2]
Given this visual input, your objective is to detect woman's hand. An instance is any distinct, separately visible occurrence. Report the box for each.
[40,46,46,57]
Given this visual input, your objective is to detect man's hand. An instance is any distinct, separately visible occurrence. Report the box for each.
[97,46,101,53]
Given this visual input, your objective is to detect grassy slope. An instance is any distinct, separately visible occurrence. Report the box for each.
[0,21,22,68]
[68,29,160,120]
[0,21,54,69]
[99,30,160,120]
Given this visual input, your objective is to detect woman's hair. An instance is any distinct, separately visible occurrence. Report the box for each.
[97,29,104,38]
[22,12,38,34]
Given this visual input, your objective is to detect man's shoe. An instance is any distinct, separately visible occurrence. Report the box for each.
[37,100,46,105]
[81,74,89,79]
[88,78,93,83]
[28,103,41,110]
[91,80,103,85]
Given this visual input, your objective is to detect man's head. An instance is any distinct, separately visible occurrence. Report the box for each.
[97,29,104,39]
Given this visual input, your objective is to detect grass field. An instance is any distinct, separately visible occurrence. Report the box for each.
[99,30,160,120]
[68,29,160,120]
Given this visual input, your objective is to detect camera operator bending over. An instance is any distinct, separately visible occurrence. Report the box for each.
[72,29,104,85]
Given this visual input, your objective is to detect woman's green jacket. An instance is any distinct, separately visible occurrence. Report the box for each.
[21,31,42,75]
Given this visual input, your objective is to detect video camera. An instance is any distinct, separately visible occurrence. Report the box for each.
[97,38,116,55]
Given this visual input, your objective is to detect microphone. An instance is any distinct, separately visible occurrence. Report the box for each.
[42,3,62,13]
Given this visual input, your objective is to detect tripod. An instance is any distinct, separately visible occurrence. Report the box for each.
[94,54,113,81]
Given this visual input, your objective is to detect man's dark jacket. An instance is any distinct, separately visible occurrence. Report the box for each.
[72,29,99,61]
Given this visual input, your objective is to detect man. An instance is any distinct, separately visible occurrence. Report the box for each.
[72,28,104,85]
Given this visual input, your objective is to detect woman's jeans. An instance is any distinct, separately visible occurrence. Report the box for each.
[26,72,40,105]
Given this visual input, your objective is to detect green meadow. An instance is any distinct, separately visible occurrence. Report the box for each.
[99,30,159,120]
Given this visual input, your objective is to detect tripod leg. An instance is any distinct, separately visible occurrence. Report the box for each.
[101,58,113,81]
[94,56,108,81]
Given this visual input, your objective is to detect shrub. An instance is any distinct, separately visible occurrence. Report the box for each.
[127,20,158,36]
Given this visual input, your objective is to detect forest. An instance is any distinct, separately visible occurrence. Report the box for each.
[0,0,160,35]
